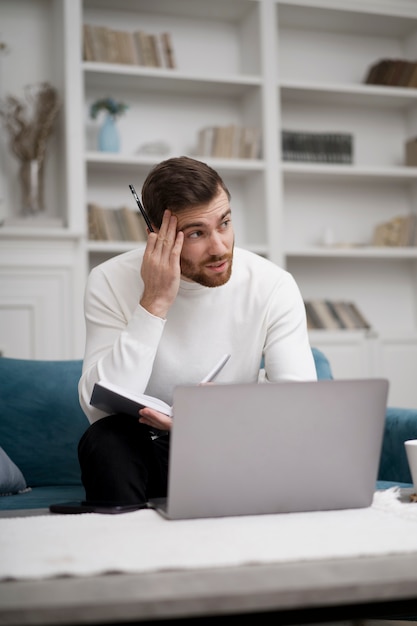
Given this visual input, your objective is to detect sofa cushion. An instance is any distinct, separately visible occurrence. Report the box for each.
[0,446,28,496]
[0,358,88,488]
[378,406,417,484]
[0,485,86,511]
[311,347,333,380]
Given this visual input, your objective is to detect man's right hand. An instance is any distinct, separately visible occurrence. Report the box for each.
[140,210,184,318]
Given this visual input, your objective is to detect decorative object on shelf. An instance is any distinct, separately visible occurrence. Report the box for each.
[0,40,10,55]
[0,82,60,215]
[136,141,170,156]
[90,97,128,153]
[372,214,417,247]
[405,137,417,166]
[98,114,120,152]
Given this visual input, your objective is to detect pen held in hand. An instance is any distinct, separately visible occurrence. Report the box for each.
[129,184,155,233]
[200,354,231,384]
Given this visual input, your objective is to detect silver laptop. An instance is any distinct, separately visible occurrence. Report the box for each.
[149,378,388,520]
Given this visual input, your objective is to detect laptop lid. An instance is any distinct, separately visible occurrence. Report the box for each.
[151,378,388,520]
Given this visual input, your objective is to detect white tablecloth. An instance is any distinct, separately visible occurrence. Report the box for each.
[1,488,417,581]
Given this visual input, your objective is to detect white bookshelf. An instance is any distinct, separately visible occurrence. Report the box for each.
[2,0,417,405]
[274,0,417,406]
[80,0,271,263]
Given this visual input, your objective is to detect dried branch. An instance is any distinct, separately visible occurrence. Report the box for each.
[0,82,60,163]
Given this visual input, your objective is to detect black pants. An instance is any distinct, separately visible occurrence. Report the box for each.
[78,414,170,504]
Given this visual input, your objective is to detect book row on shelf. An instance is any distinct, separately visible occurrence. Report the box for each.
[372,214,417,247]
[281,131,353,164]
[364,58,417,88]
[83,24,176,68]
[88,204,147,242]
[305,300,371,331]
[197,125,262,160]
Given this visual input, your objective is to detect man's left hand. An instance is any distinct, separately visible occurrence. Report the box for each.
[139,407,173,431]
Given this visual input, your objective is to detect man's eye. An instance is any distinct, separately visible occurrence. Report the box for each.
[188,231,202,239]
[221,219,231,229]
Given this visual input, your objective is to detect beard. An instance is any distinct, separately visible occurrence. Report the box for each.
[180,247,234,288]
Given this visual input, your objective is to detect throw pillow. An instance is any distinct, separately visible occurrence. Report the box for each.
[0,446,29,496]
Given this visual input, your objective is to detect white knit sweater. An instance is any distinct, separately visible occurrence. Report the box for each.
[79,246,317,423]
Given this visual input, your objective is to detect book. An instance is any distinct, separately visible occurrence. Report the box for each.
[305,301,325,329]
[160,32,176,69]
[324,300,345,329]
[134,31,156,67]
[90,380,173,417]
[363,57,417,89]
[308,300,341,330]
[347,302,371,330]
[91,25,112,63]
[112,30,138,65]
[83,24,95,61]
[331,301,358,330]
[281,130,353,164]
[304,300,371,330]
[87,204,148,242]
[87,203,112,240]
[90,354,231,418]
[148,34,162,67]
[196,125,261,159]
[121,206,147,241]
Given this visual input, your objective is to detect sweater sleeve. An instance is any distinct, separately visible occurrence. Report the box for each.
[78,263,165,423]
[263,272,317,382]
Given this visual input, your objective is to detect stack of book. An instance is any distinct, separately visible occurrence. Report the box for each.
[305,300,371,330]
[83,25,176,68]
[282,131,353,163]
[88,204,147,242]
[197,125,261,159]
[372,214,417,247]
[364,58,417,88]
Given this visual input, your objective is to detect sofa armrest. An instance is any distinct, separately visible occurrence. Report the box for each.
[378,406,417,484]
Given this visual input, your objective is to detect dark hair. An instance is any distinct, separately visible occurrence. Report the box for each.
[141,156,231,228]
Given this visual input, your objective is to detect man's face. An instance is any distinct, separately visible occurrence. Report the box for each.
[175,188,235,288]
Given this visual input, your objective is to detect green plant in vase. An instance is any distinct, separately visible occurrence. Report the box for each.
[90,97,129,153]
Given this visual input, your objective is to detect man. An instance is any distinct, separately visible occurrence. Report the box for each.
[78,156,317,504]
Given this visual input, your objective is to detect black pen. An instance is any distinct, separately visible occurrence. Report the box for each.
[129,184,154,232]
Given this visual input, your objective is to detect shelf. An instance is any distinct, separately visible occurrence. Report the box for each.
[277,2,417,36]
[285,246,417,259]
[85,0,257,22]
[282,162,417,182]
[84,64,261,97]
[87,240,145,253]
[85,152,265,175]
[0,227,82,241]
[280,81,417,108]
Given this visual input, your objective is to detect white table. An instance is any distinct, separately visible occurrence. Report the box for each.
[1,492,417,625]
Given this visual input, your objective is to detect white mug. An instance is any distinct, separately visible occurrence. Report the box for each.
[404,440,417,492]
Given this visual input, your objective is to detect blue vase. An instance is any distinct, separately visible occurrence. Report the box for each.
[98,115,120,152]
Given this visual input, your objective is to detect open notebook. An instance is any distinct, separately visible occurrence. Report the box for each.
[148,378,388,520]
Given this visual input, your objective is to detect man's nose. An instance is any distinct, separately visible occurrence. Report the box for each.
[207,230,227,255]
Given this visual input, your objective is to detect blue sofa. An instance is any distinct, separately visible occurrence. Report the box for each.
[0,348,414,511]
